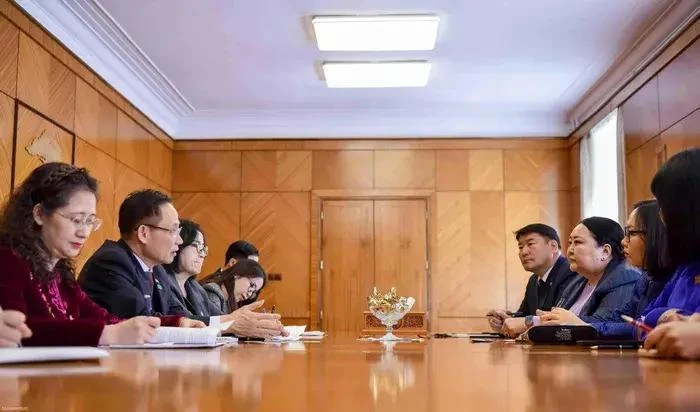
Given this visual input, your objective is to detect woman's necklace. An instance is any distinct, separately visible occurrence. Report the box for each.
[32,271,73,320]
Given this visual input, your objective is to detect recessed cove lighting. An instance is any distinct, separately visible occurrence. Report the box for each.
[312,15,439,51]
[322,61,431,88]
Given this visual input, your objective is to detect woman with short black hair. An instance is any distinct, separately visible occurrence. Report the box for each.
[536,216,641,326]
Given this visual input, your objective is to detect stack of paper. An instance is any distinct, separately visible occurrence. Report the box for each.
[0,347,109,364]
[109,324,227,349]
[271,325,307,342]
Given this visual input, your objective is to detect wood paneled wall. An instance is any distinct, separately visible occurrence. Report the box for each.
[173,139,571,331]
[622,37,700,210]
[0,2,174,271]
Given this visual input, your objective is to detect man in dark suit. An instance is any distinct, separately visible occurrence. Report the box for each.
[486,223,580,337]
[80,190,285,338]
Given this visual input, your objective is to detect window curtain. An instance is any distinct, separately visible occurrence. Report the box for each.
[580,108,624,223]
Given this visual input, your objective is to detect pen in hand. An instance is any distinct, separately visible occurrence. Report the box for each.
[621,314,653,333]
[261,305,277,314]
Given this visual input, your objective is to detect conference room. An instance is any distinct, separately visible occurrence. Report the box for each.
[0,0,699,410]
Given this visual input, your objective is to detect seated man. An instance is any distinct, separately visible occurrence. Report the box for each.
[80,190,284,338]
[486,223,580,337]
[210,240,260,275]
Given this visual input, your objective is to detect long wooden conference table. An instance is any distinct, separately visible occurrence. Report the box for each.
[1,335,699,411]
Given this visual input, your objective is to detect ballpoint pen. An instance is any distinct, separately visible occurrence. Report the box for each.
[621,314,653,333]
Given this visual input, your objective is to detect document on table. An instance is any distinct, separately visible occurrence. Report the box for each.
[0,347,109,364]
[271,325,307,342]
[107,323,232,348]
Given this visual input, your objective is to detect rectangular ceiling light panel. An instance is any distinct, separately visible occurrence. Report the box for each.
[312,15,439,51]
[322,61,431,88]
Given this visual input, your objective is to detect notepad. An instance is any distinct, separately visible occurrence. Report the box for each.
[0,347,109,364]
[107,325,223,348]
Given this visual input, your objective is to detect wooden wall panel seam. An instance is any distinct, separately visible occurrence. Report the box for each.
[9,97,17,193]
[372,150,376,188]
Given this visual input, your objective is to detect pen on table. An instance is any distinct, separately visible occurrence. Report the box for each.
[621,314,653,333]
[591,344,640,350]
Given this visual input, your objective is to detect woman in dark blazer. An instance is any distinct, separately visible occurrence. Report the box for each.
[162,219,225,322]
[537,216,641,325]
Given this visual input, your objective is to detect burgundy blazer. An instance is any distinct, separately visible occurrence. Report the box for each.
[0,246,181,346]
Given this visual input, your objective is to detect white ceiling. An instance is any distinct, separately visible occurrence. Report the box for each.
[18,0,674,139]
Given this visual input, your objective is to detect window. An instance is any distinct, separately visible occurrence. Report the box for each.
[580,109,625,222]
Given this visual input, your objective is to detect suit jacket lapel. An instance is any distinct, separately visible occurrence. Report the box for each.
[540,255,566,309]
[116,239,156,314]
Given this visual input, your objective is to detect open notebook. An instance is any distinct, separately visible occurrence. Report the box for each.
[0,347,109,364]
[108,321,233,349]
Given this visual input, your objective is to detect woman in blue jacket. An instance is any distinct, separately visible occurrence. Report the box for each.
[534,217,641,327]
[642,148,700,327]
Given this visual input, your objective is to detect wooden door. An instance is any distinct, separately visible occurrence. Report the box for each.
[321,199,429,334]
[321,200,374,334]
[374,200,428,311]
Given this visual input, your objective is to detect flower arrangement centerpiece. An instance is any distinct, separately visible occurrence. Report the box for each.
[367,287,415,341]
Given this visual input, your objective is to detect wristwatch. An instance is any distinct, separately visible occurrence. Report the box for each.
[524,315,535,328]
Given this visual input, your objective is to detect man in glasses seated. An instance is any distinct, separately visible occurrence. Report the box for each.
[80,190,284,339]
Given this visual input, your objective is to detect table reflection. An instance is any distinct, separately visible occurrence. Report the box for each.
[363,340,427,407]
[0,344,285,412]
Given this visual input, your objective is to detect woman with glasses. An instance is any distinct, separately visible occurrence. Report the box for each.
[200,259,266,314]
[0,162,192,346]
[162,219,225,320]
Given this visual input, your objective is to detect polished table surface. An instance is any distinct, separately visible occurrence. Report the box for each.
[1,335,699,412]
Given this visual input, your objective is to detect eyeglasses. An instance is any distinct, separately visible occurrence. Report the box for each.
[237,277,259,294]
[190,241,209,257]
[55,212,102,232]
[624,227,646,240]
[140,223,181,238]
